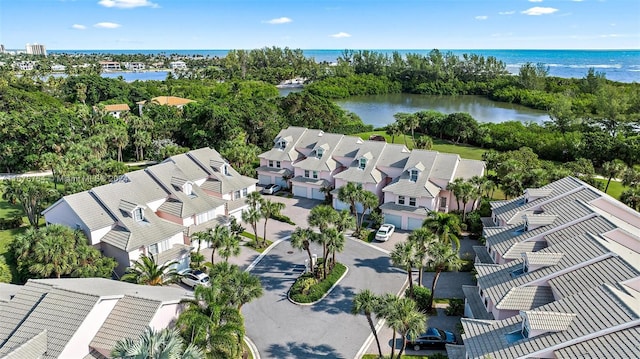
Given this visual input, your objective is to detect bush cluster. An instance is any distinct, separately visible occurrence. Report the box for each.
[406,286,432,313]
[0,215,23,230]
[446,298,465,316]
[289,262,347,303]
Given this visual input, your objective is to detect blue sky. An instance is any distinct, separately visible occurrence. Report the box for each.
[1,0,639,50]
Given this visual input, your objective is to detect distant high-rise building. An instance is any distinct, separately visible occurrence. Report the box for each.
[25,43,47,56]
[0,44,5,53]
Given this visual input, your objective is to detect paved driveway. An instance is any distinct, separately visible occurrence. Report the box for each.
[243,236,407,359]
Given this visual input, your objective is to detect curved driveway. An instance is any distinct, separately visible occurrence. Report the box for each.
[243,236,406,359]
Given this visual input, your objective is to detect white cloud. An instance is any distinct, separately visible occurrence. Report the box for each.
[263,17,292,24]
[330,32,351,38]
[98,0,158,9]
[94,22,121,29]
[475,15,488,20]
[72,24,86,30]
[521,7,559,15]
[498,11,515,15]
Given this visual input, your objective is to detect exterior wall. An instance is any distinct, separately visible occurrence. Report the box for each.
[146,198,166,212]
[90,226,112,246]
[493,308,519,320]
[58,297,119,358]
[44,200,89,237]
[157,211,185,226]
[149,303,185,330]
[100,242,132,276]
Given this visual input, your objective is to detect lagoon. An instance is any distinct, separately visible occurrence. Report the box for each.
[334,93,550,128]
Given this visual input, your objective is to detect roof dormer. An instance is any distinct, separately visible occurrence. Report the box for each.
[275,135,292,150]
[523,214,557,231]
[170,176,196,197]
[314,144,329,159]
[523,252,564,272]
[119,200,146,222]
[210,160,230,176]
[524,188,554,203]
[520,310,576,338]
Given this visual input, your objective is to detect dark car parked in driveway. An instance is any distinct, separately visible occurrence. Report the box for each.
[406,327,456,350]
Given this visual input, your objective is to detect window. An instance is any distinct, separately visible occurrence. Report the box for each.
[359,158,367,169]
[269,160,274,167]
[276,161,281,168]
[184,182,193,196]
[148,243,158,255]
[398,196,405,205]
[133,208,144,222]
[316,148,324,159]
[440,197,447,208]
[277,140,286,149]
[312,171,318,179]
[410,169,418,182]
[223,165,229,176]
[304,170,310,178]
[242,188,248,197]
[409,197,416,206]
[235,190,241,199]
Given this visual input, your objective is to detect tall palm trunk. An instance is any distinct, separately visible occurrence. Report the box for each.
[407,266,414,298]
[397,331,408,358]
[211,247,216,265]
[390,329,397,359]
[366,314,383,358]
[418,265,424,288]
[428,267,443,310]
[262,219,269,247]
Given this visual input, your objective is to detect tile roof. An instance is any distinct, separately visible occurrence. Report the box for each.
[524,252,564,266]
[495,286,556,310]
[294,132,344,172]
[183,148,257,194]
[462,285,495,320]
[462,284,640,359]
[43,191,114,231]
[554,326,640,359]
[259,126,308,162]
[102,103,130,112]
[149,96,195,106]
[2,329,47,359]
[522,310,576,331]
[454,158,486,179]
[473,246,494,264]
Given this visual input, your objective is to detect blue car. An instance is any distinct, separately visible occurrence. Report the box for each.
[406,327,456,350]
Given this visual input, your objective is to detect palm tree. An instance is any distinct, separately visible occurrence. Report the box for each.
[407,227,437,287]
[358,190,380,232]
[291,227,315,272]
[337,182,363,217]
[29,225,77,278]
[2,178,56,228]
[602,160,627,193]
[425,243,463,310]
[111,326,204,359]
[385,122,401,144]
[259,199,285,246]
[457,181,475,221]
[620,186,640,211]
[218,230,241,263]
[325,227,346,269]
[351,290,383,358]
[381,295,426,359]
[393,113,411,146]
[334,209,356,234]
[190,230,210,268]
[121,254,179,286]
[242,206,262,247]
[446,177,465,212]
[422,211,462,250]
[308,205,339,279]
[391,241,419,298]
[207,225,230,264]
[227,270,263,311]
[177,284,245,358]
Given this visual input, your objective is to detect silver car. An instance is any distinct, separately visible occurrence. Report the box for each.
[180,269,210,288]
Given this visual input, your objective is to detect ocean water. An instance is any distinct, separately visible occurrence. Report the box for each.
[51,49,640,83]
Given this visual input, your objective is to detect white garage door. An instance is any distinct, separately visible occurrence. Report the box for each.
[293,185,308,198]
[334,199,350,212]
[407,217,423,230]
[258,175,272,186]
[276,177,288,188]
[312,188,325,200]
[383,213,402,228]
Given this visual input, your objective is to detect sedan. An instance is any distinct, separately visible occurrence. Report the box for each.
[262,184,282,195]
[406,327,457,350]
[179,269,210,288]
[375,224,395,241]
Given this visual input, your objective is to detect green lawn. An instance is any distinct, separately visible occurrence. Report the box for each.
[355,131,487,161]
[593,178,627,200]
[0,188,24,258]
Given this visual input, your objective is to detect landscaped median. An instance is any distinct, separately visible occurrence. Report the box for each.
[288,261,348,304]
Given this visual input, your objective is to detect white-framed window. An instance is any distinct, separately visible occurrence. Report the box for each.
[148,243,158,255]
[197,212,208,224]
[359,158,367,169]
[276,161,281,168]
[304,170,310,178]
[277,140,286,149]
[184,182,194,196]
[398,196,405,205]
[409,197,416,206]
[312,171,318,179]
[242,188,248,197]
[269,160,274,167]
[440,197,447,208]
[410,169,418,182]
[235,190,241,199]
[133,207,144,222]
[316,148,324,159]
[223,165,230,176]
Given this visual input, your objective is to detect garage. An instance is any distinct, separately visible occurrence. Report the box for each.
[311,188,325,200]
[383,213,402,228]
[293,185,308,198]
[258,175,272,186]
[407,217,423,230]
[334,199,350,212]
[276,177,288,188]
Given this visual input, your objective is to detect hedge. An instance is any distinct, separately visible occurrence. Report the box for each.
[289,262,347,303]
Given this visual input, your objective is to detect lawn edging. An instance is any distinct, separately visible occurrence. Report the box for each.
[287,264,349,306]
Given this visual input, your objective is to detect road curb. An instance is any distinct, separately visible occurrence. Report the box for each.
[243,335,260,359]
[287,265,350,306]
[244,236,289,273]
[348,236,391,255]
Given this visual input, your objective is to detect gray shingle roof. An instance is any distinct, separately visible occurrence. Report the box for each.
[454,159,486,179]
[259,126,308,162]
[522,310,576,331]
[554,326,640,359]
[495,286,556,310]
[89,296,161,356]
[462,284,640,359]
[294,132,344,172]
[462,285,495,320]
[2,329,47,359]
[44,192,114,231]
[473,246,494,264]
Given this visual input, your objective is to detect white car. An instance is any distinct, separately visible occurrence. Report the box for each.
[375,224,396,241]
[180,269,210,288]
[262,184,282,195]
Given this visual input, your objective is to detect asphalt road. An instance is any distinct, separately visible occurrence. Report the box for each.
[243,237,407,359]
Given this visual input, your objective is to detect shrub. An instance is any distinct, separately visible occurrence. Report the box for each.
[465,211,483,236]
[368,210,383,229]
[289,262,347,303]
[271,212,294,225]
[407,286,432,313]
[446,298,465,316]
[0,215,23,230]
